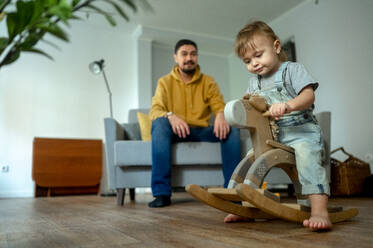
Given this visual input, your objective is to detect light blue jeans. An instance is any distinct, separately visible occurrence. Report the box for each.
[277,114,330,196]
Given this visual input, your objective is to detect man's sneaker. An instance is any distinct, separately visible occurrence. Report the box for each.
[148,195,171,208]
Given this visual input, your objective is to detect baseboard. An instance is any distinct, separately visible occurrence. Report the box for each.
[0,190,34,198]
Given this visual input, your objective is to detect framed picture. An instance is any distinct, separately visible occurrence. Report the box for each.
[283,40,296,62]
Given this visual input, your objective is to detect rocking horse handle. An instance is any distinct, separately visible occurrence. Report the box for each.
[263,111,271,117]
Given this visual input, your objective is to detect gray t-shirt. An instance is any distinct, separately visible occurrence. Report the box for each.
[246,62,318,98]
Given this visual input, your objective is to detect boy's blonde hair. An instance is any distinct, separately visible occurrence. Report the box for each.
[235,21,287,61]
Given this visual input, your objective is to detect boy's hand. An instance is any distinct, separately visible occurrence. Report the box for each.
[269,102,292,120]
[269,86,315,120]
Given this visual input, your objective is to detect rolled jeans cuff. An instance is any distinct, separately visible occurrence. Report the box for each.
[301,183,330,196]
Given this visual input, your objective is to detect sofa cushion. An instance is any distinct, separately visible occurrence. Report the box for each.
[114,141,222,166]
[129,108,150,123]
[122,123,141,140]
[137,112,152,141]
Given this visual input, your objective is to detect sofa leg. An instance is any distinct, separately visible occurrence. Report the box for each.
[117,188,125,206]
[129,188,135,201]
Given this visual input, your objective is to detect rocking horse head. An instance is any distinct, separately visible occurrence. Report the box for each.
[225,94,274,159]
[224,94,268,128]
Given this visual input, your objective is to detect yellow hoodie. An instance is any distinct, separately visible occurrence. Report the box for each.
[149,65,225,127]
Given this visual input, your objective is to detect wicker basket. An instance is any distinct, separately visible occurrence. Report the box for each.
[331,147,371,196]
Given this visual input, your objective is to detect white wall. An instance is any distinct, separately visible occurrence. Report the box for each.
[152,44,174,95]
[228,0,373,167]
[0,16,139,197]
[199,52,230,102]
[228,54,251,100]
[134,26,153,108]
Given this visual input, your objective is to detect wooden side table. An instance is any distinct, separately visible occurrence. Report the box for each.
[32,137,102,197]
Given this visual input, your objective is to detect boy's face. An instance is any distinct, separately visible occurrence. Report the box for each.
[242,34,281,77]
[174,44,198,75]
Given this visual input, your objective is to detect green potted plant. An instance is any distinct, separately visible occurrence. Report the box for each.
[0,0,150,70]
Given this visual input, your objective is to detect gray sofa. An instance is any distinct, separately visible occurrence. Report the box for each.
[104,109,331,206]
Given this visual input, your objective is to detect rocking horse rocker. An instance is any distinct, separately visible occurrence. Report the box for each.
[186,94,358,224]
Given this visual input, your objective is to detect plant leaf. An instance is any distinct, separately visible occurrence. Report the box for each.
[16,0,35,30]
[29,0,45,26]
[48,0,73,21]
[118,0,136,13]
[105,0,129,21]
[72,0,80,7]
[22,47,54,60]
[18,32,43,50]
[0,37,9,53]
[0,0,6,8]
[104,13,116,26]
[6,13,17,41]
[0,0,10,12]
[2,48,21,65]
[45,0,58,8]
[36,24,69,41]
[5,1,35,40]
[86,4,116,26]
[40,38,61,50]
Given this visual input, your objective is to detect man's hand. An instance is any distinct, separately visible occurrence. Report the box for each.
[213,112,230,140]
[168,114,190,138]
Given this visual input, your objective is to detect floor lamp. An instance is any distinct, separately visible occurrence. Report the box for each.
[89,59,113,118]
[89,59,116,197]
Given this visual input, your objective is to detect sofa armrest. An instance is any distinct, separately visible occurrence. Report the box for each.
[104,118,127,190]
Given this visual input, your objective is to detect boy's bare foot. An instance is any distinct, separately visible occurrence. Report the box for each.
[224,214,254,223]
[303,214,332,231]
[304,194,332,231]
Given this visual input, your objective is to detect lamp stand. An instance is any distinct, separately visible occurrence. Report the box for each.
[101,69,113,118]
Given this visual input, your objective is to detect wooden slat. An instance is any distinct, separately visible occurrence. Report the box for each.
[207,188,242,201]
[186,184,274,219]
[208,187,280,202]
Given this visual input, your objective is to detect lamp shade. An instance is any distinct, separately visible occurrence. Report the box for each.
[89,59,104,74]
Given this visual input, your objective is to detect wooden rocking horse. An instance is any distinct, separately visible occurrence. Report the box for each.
[186,94,358,224]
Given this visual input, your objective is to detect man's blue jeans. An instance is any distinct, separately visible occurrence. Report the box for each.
[151,117,241,197]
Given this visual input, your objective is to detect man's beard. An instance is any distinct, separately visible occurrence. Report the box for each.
[181,68,196,75]
[181,61,196,75]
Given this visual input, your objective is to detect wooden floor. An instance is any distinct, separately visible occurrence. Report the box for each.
[0,192,372,248]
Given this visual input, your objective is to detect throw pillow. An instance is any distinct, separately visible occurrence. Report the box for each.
[137,112,152,141]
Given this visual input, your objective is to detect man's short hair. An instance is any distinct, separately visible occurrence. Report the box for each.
[174,39,198,54]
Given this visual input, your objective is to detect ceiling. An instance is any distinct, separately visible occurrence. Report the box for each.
[128,0,306,54]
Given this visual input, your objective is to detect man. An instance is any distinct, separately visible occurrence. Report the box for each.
[148,39,241,208]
